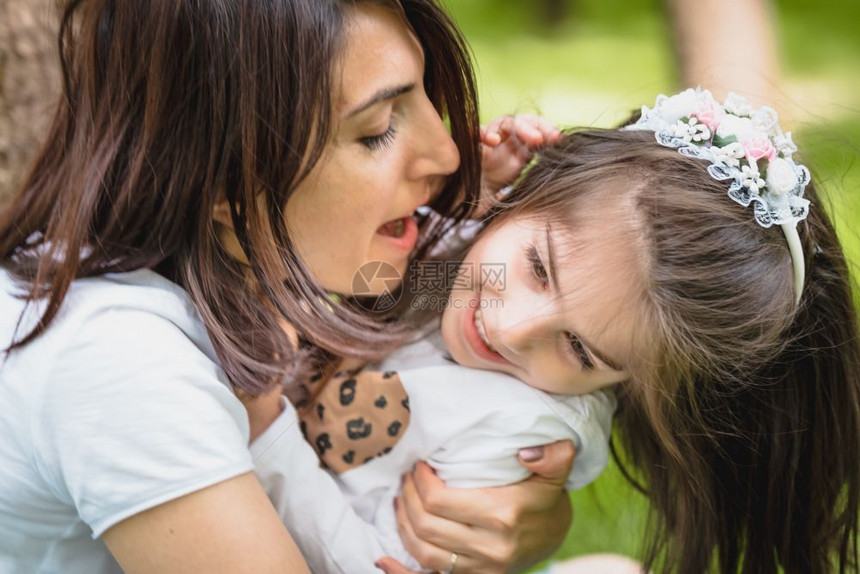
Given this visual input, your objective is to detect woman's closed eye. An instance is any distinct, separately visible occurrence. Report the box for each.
[360,124,397,151]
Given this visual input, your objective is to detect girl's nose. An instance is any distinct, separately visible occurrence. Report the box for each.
[493,303,551,356]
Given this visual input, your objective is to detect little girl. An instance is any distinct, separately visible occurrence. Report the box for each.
[260,89,860,573]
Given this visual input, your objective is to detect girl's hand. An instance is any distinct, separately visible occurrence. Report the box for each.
[388,440,575,573]
[238,384,284,444]
[480,114,561,200]
[239,317,297,444]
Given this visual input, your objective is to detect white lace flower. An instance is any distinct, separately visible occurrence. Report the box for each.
[716,115,757,142]
[766,157,799,196]
[739,164,766,193]
[624,89,811,231]
[659,88,705,123]
[670,117,711,143]
[713,142,745,168]
[773,131,798,159]
[724,93,754,117]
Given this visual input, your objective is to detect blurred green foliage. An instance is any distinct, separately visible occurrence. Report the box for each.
[441,0,860,567]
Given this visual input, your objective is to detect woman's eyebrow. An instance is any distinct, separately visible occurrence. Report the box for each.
[346,83,415,118]
[545,223,624,373]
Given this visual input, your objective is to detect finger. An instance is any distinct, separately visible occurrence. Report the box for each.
[533,117,562,143]
[480,125,502,147]
[394,495,484,572]
[374,557,419,574]
[517,440,576,486]
[513,115,561,146]
[546,124,563,141]
[400,473,478,553]
[482,116,511,144]
[485,115,511,134]
[409,462,500,525]
[507,115,544,145]
[242,385,285,443]
[489,115,518,144]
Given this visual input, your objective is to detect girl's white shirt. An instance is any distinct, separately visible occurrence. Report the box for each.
[326,330,616,568]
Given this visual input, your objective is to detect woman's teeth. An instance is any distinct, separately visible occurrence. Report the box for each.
[474,308,496,351]
[379,218,406,238]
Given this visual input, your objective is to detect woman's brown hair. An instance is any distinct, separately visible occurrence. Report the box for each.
[497,129,860,573]
[0,0,481,394]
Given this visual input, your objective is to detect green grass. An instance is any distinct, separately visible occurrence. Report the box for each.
[441,0,860,568]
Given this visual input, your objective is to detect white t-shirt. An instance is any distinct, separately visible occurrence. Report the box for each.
[250,329,616,573]
[333,331,616,568]
[0,268,254,573]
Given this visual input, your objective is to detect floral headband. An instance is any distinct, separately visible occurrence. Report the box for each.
[624,87,810,304]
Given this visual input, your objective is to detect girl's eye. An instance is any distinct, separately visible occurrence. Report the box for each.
[565,332,595,370]
[359,124,397,151]
[526,245,549,288]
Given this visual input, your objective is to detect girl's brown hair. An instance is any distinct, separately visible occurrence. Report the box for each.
[500,129,860,573]
[0,0,481,394]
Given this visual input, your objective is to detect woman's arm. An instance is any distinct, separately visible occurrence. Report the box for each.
[388,441,575,573]
[102,473,310,573]
[245,374,576,573]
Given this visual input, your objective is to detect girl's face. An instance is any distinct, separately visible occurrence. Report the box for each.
[440,210,640,395]
[284,3,460,294]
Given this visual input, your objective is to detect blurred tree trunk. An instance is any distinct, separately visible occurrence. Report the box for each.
[542,0,568,25]
[0,0,60,205]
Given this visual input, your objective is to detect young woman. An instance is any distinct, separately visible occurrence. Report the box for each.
[0,1,572,572]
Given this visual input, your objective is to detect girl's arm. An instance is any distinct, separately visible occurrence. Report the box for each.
[102,473,311,573]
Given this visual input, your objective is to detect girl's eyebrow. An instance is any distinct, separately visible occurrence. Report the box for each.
[545,223,624,373]
[345,83,415,119]
[545,223,562,294]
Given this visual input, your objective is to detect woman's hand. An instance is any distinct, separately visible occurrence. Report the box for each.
[380,440,575,573]
[480,114,561,200]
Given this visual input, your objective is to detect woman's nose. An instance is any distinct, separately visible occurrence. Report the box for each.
[408,100,461,183]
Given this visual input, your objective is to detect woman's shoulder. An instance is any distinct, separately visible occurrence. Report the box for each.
[1,267,216,363]
[0,267,229,414]
[0,268,253,538]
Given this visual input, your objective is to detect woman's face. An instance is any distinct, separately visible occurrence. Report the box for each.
[285,3,460,294]
[440,206,641,396]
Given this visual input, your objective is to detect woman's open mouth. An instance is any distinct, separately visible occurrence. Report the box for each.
[376,214,419,252]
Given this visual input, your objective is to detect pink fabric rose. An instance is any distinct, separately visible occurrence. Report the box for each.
[692,101,724,131]
[742,136,777,163]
